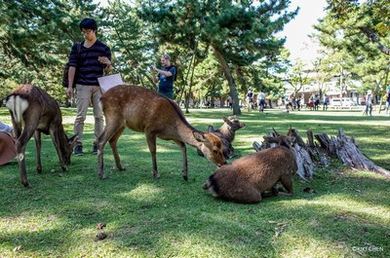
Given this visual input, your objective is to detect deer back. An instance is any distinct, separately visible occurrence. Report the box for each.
[101,84,225,166]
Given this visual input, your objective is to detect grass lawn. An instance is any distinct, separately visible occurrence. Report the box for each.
[0,107,389,257]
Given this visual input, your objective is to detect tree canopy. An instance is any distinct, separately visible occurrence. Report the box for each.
[1,0,387,110]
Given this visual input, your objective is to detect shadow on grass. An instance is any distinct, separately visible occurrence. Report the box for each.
[1,150,389,257]
[0,108,389,256]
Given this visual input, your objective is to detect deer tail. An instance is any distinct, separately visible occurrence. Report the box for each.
[6,95,29,124]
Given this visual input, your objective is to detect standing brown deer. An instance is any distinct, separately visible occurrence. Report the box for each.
[97,84,226,180]
[5,84,78,187]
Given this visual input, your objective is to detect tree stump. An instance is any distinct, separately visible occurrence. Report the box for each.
[253,128,390,180]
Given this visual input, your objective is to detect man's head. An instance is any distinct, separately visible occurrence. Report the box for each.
[80,18,97,41]
[160,53,171,67]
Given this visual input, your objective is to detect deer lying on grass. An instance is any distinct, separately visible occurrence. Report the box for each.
[5,84,77,187]
[203,136,297,203]
[207,116,245,159]
[97,85,226,180]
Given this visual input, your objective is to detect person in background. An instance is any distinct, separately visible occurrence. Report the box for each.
[323,94,329,111]
[296,95,301,111]
[364,90,373,116]
[385,86,390,115]
[314,94,320,111]
[246,88,254,111]
[66,18,112,156]
[226,95,233,109]
[153,53,177,99]
[257,91,266,112]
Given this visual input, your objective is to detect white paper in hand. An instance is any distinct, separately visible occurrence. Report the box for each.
[98,73,124,93]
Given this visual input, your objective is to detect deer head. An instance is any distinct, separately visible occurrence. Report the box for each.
[193,131,225,166]
[223,116,245,131]
[64,134,79,166]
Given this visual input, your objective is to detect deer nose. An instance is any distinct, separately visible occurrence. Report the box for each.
[217,161,227,167]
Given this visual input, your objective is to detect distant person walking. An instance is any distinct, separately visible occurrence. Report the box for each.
[246,88,254,111]
[363,90,373,116]
[385,86,390,115]
[314,94,320,111]
[66,18,112,156]
[323,94,329,111]
[257,91,266,112]
[226,95,233,109]
[153,53,177,99]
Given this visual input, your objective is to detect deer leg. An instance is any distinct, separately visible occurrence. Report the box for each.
[174,140,188,181]
[146,134,159,179]
[97,119,123,179]
[16,125,37,187]
[231,184,262,204]
[50,129,67,172]
[33,131,42,173]
[279,175,293,196]
[109,126,125,171]
[262,186,279,198]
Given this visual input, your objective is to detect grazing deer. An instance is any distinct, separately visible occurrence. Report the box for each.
[5,84,77,187]
[203,136,297,203]
[207,116,245,159]
[97,84,226,180]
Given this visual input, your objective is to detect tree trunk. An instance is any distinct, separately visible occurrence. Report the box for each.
[213,46,241,115]
[378,64,389,113]
[185,59,197,113]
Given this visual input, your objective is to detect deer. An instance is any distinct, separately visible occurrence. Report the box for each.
[5,84,78,187]
[203,135,297,204]
[207,116,245,159]
[97,84,226,180]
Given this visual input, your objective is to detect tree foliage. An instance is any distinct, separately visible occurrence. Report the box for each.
[315,0,390,97]
[1,0,296,111]
[0,0,98,101]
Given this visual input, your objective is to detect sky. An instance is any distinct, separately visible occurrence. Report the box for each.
[95,0,327,65]
[280,0,328,65]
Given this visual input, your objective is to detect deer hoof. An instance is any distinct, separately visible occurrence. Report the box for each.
[182,175,188,181]
[36,167,42,174]
[22,181,30,188]
[98,173,108,180]
[153,171,160,179]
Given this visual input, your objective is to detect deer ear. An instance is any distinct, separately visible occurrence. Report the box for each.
[223,117,233,125]
[287,136,296,144]
[193,131,206,142]
[68,134,79,146]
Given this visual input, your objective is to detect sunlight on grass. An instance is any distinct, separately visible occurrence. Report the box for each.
[117,183,163,202]
[1,107,389,257]
[277,233,353,258]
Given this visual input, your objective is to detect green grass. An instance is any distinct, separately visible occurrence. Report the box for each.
[0,108,389,257]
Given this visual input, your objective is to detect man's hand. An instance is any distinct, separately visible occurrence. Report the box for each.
[66,86,73,98]
[98,56,111,66]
